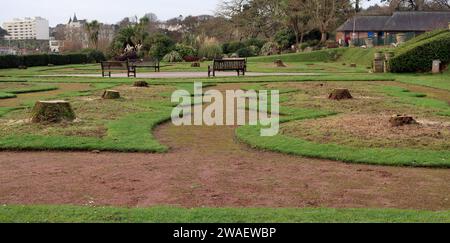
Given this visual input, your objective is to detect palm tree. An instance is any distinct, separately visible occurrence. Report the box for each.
[85,20,101,49]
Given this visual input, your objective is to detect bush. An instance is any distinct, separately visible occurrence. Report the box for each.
[0,55,22,69]
[260,42,280,56]
[390,31,450,73]
[174,44,196,58]
[148,33,175,59]
[198,43,223,60]
[23,54,49,67]
[222,41,246,55]
[244,38,266,49]
[82,49,106,63]
[162,51,183,62]
[183,56,201,62]
[0,53,90,69]
[236,46,259,57]
[275,29,296,50]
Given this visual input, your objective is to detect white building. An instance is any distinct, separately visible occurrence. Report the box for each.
[2,17,49,40]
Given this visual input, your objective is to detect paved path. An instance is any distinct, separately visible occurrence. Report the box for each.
[40,72,322,79]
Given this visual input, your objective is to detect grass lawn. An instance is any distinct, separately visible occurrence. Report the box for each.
[236,81,450,167]
[1,205,450,223]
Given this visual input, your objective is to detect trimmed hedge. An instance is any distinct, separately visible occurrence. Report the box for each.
[390,30,450,73]
[0,50,105,69]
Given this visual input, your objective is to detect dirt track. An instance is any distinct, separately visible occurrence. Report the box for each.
[1,84,450,210]
[1,120,450,210]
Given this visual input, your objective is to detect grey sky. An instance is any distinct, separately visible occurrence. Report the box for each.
[1,0,381,27]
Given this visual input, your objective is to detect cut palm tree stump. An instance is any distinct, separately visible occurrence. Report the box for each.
[350,63,357,68]
[191,62,200,67]
[274,59,286,67]
[102,90,121,99]
[133,81,149,87]
[389,115,417,127]
[328,89,353,100]
[31,100,76,123]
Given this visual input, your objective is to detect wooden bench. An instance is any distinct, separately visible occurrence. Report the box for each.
[130,58,160,72]
[101,61,136,78]
[208,58,247,77]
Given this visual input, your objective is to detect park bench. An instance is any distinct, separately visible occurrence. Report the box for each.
[208,58,247,77]
[130,57,160,72]
[101,61,136,78]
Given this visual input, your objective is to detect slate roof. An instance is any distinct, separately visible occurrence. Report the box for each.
[337,11,450,32]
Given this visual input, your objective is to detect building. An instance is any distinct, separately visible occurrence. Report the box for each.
[0,46,17,55]
[336,11,450,46]
[49,37,63,53]
[2,17,49,40]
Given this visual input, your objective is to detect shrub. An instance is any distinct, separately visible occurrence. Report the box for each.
[183,56,201,62]
[390,31,450,73]
[299,42,309,51]
[244,38,266,49]
[0,55,22,69]
[82,49,106,63]
[260,42,280,56]
[274,29,296,50]
[236,46,259,57]
[0,53,90,69]
[148,33,175,59]
[174,44,196,58]
[198,43,223,60]
[222,41,245,54]
[163,51,183,62]
[23,54,49,67]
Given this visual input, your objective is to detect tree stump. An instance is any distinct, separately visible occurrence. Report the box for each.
[350,63,357,68]
[31,100,76,123]
[274,59,286,67]
[328,89,353,100]
[191,62,201,67]
[389,115,417,127]
[102,90,121,99]
[133,81,149,87]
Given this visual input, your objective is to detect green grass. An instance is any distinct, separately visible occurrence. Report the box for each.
[1,205,449,223]
[2,85,58,94]
[0,107,23,117]
[236,107,450,168]
[249,49,347,63]
[0,92,17,99]
[0,103,171,152]
[381,85,450,117]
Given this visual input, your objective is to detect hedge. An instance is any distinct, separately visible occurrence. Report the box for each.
[0,50,105,69]
[390,30,450,73]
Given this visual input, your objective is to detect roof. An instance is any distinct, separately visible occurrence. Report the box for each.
[337,11,450,32]
[337,16,391,32]
[384,11,450,31]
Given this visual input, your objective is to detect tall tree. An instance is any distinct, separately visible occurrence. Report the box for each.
[306,0,352,42]
[0,27,8,39]
[85,20,101,49]
[283,0,314,46]
[381,0,427,10]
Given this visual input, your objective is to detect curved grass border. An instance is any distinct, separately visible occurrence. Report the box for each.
[236,109,450,168]
[0,104,172,153]
[1,205,449,223]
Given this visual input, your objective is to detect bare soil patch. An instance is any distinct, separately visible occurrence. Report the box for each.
[282,113,450,150]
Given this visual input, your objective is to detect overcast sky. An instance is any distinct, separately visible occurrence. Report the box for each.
[1,0,381,27]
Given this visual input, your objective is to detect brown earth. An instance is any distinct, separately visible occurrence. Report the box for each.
[0,84,450,210]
